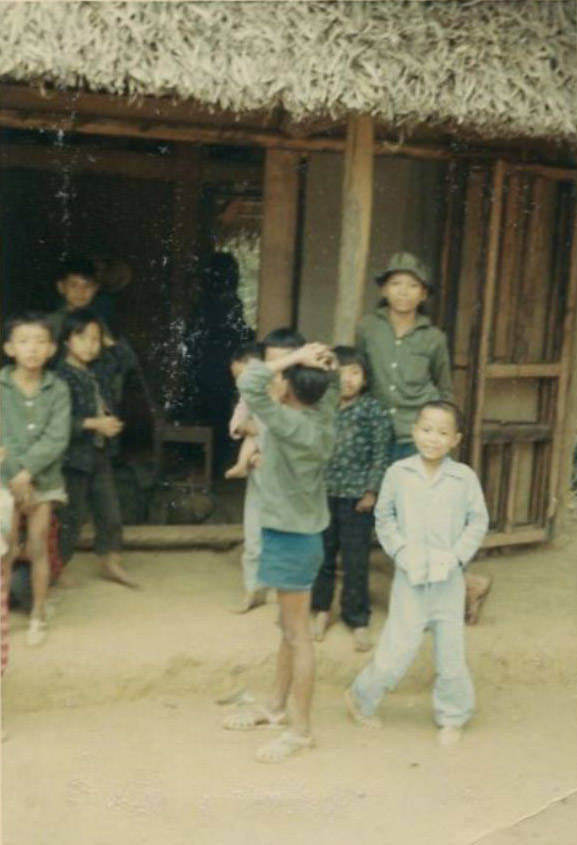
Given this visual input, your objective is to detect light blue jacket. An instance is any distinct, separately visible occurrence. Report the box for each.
[375,454,489,585]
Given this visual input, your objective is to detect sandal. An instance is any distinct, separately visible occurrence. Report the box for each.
[223,703,287,731]
[256,730,314,763]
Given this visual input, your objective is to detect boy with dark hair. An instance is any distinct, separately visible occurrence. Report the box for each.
[346,400,488,745]
[233,328,306,614]
[0,312,70,645]
[312,345,393,651]
[56,309,137,588]
[224,342,338,762]
[48,257,101,342]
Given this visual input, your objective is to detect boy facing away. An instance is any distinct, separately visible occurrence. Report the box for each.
[229,329,307,614]
[224,342,338,762]
[0,313,71,645]
[345,400,489,745]
[312,345,393,651]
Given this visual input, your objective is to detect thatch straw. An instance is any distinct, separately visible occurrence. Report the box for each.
[0,1,575,142]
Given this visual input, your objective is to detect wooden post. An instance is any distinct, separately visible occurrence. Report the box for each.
[257,149,300,334]
[333,114,374,344]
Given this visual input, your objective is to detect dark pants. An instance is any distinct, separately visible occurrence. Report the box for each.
[312,497,373,628]
[60,451,123,563]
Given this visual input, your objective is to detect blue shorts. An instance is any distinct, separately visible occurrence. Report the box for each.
[258,528,323,592]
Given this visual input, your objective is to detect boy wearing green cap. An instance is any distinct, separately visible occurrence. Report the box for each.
[356,253,492,623]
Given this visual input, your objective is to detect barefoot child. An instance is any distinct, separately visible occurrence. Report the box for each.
[0,313,71,645]
[311,346,393,651]
[225,342,263,480]
[345,401,488,744]
[356,253,492,622]
[224,342,338,761]
[55,309,137,588]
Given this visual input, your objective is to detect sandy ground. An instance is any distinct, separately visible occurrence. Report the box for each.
[2,529,577,845]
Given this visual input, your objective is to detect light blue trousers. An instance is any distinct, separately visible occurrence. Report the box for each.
[241,472,263,593]
[353,567,474,727]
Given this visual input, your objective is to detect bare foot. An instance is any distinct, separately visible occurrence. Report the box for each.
[234,589,267,614]
[353,626,372,652]
[55,569,79,589]
[225,463,248,480]
[100,561,139,589]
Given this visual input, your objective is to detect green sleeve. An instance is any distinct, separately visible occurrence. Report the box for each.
[20,381,71,479]
[431,332,454,400]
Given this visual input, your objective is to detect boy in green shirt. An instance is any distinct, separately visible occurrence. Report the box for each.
[0,313,71,645]
[224,342,338,762]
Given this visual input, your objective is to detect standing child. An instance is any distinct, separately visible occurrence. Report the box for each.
[56,309,137,588]
[224,342,338,762]
[0,313,71,645]
[311,346,393,651]
[345,401,488,744]
[230,329,306,614]
[356,253,492,622]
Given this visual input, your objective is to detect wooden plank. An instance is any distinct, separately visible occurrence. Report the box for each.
[485,362,561,379]
[0,141,262,183]
[257,149,300,333]
[471,160,506,472]
[333,114,374,344]
[482,528,548,547]
[492,171,524,360]
[481,423,552,443]
[549,200,577,526]
[504,445,520,532]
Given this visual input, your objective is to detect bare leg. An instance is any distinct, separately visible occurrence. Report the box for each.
[268,589,315,736]
[25,503,52,621]
[225,436,259,480]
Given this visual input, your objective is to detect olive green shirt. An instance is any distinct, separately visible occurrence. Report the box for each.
[356,308,453,443]
[0,366,71,491]
[238,361,338,534]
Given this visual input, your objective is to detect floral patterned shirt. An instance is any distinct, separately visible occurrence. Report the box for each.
[326,395,393,499]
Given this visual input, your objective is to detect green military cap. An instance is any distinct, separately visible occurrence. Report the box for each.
[374,252,433,291]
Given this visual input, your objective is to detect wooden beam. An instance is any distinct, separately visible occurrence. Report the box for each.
[471,160,506,472]
[257,149,300,333]
[333,114,374,344]
[485,362,561,379]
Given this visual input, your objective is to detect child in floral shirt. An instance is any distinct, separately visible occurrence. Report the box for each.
[312,346,393,651]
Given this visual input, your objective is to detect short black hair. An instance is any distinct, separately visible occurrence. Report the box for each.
[230,341,263,364]
[333,345,369,376]
[284,365,332,406]
[57,256,98,283]
[59,308,104,345]
[261,327,306,349]
[3,311,54,343]
[416,400,465,433]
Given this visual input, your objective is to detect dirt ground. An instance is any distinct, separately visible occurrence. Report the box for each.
[2,526,577,845]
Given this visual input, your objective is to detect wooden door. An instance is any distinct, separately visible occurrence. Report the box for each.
[443,160,577,547]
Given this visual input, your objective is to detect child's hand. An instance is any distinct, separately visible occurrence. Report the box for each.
[295,343,333,370]
[9,470,33,508]
[355,492,377,513]
[94,416,124,438]
[249,451,262,470]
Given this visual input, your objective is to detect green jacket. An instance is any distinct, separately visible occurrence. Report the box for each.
[0,366,71,491]
[356,308,453,443]
[238,361,339,534]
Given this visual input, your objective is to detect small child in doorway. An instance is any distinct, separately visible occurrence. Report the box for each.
[345,401,488,745]
[311,346,393,651]
[0,312,71,645]
[224,342,338,762]
[56,309,137,588]
[225,342,264,480]
[356,252,492,623]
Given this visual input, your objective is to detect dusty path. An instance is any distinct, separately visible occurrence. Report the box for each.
[2,537,577,845]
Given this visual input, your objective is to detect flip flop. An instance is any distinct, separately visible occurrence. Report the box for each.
[223,704,287,731]
[256,730,314,763]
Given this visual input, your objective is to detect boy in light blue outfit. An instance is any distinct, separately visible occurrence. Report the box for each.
[346,400,488,745]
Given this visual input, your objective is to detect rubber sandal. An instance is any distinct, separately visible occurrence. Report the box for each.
[256,730,314,763]
[223,704,287,731]
[344,687,382,729]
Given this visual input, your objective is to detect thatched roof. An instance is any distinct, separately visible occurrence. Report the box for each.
[0,1,575,142]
